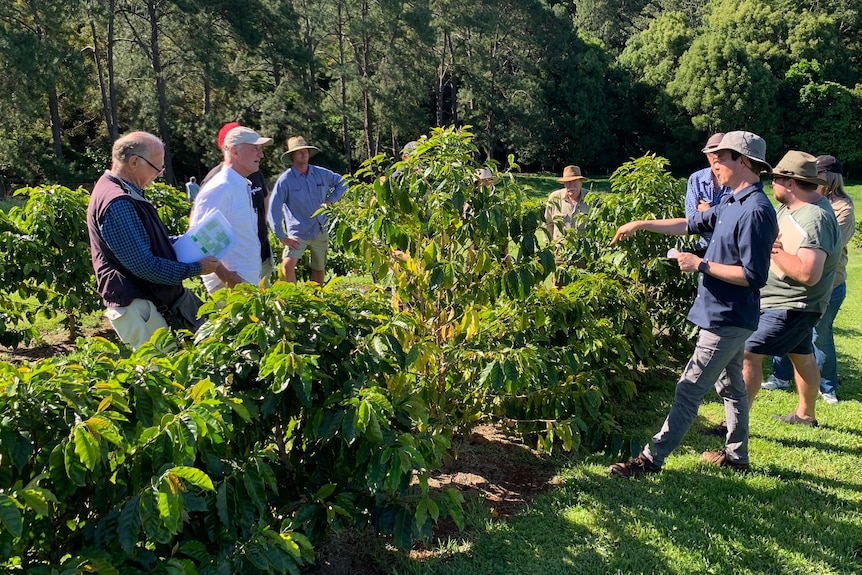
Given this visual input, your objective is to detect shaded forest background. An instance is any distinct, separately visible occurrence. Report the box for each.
[1,0,861,192]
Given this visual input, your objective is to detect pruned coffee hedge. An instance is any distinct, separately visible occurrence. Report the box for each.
[1,127,695,571]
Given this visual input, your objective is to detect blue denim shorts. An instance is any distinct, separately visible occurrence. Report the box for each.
[745,309,821,356]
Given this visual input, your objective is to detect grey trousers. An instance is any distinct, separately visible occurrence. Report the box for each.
[644,325,753,467]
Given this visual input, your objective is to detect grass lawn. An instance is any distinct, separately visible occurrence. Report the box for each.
[399,183,862,575]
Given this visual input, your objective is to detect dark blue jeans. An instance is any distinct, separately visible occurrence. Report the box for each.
[771,282,846,394]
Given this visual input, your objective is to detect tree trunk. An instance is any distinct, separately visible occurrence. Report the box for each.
[337,3,351,170]
[90,17,117,143]
[105,0,119,141]
[48,84,63,160]
[147,1,174,184]
[360,0,374,159]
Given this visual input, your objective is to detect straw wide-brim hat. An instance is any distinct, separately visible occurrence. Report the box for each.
[771,151,827,186]
[280,136,320,165]
[474,167,500,186]
[557,165,586,182]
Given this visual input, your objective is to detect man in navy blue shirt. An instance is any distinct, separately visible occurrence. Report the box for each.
[608,131,778,477]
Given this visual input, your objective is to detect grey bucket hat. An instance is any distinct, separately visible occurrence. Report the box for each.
[711,130,772,172]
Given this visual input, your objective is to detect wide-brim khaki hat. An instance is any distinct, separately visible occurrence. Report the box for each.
[280,136,320,165]
[711,130,772,172]
[771,151,827,186]
[557,165,586,182]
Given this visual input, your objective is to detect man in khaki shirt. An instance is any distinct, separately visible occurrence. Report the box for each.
[545,165,589,242]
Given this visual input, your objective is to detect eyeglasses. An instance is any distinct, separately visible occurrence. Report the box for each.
[135,154,165,175]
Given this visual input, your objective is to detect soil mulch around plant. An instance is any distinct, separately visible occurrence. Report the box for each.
[1,317,117,363]
[309,424,562,574]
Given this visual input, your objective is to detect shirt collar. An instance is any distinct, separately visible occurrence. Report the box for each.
[730,181,763,203]
[106,170,149,202]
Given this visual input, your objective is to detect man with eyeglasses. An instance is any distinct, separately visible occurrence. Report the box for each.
[684,133,732,255]
[87,131,221,348]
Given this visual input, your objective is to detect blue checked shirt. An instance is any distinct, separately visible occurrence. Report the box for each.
[269,165,347,240]
[100,179,202,285]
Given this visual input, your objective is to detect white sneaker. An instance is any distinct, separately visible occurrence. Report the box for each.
[762,375,792,391]
[819,391,838,404]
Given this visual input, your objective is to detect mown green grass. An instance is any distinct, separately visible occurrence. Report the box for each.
[395,183,862,575]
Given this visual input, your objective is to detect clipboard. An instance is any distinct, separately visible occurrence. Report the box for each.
[173,209,237,263]
[770,213,807,280]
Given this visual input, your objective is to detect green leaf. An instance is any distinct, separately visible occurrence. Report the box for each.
[157,476,183,534]
[118,495,141,554]
[170,466,215,491]
[314,483,337,501]
[242,467,267,513]
[217,481,230,527]
[245,539,270,570]
[391,506,413,550]
[0,495,22,537]
[18,488,52,517]
[64,439,87,485]
[85,414,123,446]
[74,425,101,471]
[365,408,383,444]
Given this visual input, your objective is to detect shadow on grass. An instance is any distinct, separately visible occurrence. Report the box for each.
[403,460,862,575]
[399,348,862,575]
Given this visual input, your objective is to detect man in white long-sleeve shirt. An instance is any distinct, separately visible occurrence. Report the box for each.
[190,126,273,293]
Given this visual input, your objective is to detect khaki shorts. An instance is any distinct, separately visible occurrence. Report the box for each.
[105,298,168,349]
[282,230,329,271]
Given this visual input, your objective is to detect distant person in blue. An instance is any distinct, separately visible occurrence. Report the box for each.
[185,177,200,202]
[685,133,732,255]
[269,136,348,284]
[608,131,777,477]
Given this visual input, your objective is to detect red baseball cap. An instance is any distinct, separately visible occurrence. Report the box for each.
[217,122,240,148]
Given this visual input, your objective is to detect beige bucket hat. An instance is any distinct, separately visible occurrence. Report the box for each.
[711,131,772,172]
[771,151,827,186]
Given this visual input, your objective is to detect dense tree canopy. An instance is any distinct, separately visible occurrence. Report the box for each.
[1,0,861,191]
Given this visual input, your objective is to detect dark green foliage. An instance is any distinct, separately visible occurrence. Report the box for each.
[5,186,101,338]
[551,154,697,355]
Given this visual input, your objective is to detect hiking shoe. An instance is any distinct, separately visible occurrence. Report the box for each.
[700,420,728,437]
[819,391,839,405]
[702,450,750,473]
[772,412,818,427]
[609,454,661,478]
[762,375,792,391]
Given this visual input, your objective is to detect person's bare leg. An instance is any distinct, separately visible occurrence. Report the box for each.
[789,352,819,421]
[743,350,766,408]
[310,269,325,285]
[282,257,299,283]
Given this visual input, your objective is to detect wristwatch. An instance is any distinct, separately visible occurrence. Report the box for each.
[698,260,709,273]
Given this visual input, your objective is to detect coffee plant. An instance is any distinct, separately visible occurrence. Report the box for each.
[0,129,698,569]
[3,186,100,339]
